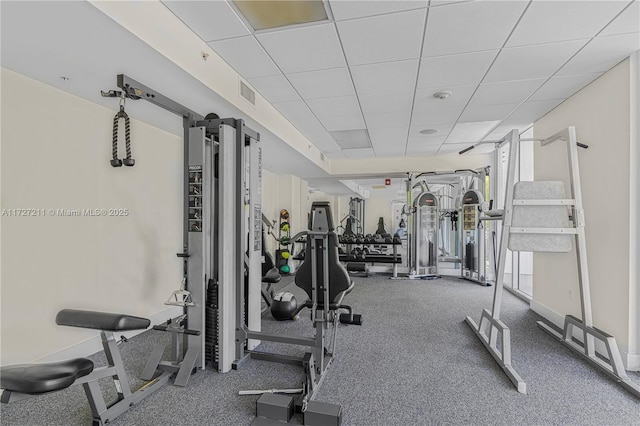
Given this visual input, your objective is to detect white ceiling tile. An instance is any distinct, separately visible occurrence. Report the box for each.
[163,1,250,42]
[459,103,520,122]
[469,78,546,107]
[329,129,371,149]
[329,0,426,21]
[209,36,280,78]
[492,120,533,136]
[411,105,464,126]
[273,100,317,122]
[306,95,362,119]
[293,117,328,136]
[446,121,501,144]
[557,33,640,76]
[600,1,640,36]
[509,99,564,121]
[407,135,446,146]
[337,9,426,65]
[417,50,497,88]
[414,84,476,108]
[365,110,411,128]
[529,73,601,102]
[351,59,419,95]
[320,114,366,131]
[430,0,474,5]
[247,74,300,103]
[343,148,376,158]
[369,127,409,141]
[287,67,355,99]
[359,91,414,115]
[406,144,440,156]
[423,1,528,57]
[506,1,629,48]
[256,23,345,73]
[409,123,453,138]
[484,39,586,83]
[371,138,406,151]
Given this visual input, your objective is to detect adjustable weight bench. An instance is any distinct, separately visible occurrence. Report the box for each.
[1,309,173,425]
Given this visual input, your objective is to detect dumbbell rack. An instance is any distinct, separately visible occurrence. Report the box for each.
[338,235,403,278]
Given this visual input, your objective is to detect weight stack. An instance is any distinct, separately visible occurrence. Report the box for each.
[205,279,219,368]
[465,243,475,270]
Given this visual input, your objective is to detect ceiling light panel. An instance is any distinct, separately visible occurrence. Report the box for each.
[600,1,640,36]
[272,100,317,122]
[329,129,371,149]
[445,121,500,144]
[287,67,355,99]
[484,39,587,83]
[509,99,564,121]
[459,103,520,123]
[329,0,426,21]
[358,91,414,115]
[423,1,528,57]
[417,50,497,88]
[350,59,419,95]
[342,148,377,159]
[529,73,601,102]
[469,78,546,107]
[557,33,640,76]
[306,95,362,119]
[321,114,366,131]
[337,9,426,65]
[506,1,628,48]
[247,74,300,103]
[232,0,328,31]
[209,36,280,79]
[162,1,250,42]
[256,23,345,73]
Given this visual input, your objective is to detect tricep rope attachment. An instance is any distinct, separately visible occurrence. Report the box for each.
[101,89,136,168]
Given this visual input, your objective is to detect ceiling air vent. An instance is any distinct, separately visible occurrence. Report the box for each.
[240,81,255,105]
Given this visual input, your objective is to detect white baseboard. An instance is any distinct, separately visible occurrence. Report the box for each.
[36,306,183,363]
[530,299,640,371]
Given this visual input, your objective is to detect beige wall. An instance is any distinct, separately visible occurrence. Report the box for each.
[532,58,638,368]
[1,69,183,364]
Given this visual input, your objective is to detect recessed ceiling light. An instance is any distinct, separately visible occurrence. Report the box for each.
[420,129,439,135]
[232,0,329,31]
[433,90,452,100]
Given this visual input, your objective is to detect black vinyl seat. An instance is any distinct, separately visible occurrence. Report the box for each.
[1,358,94,394]
[295,202,353,310]
[55,309,150,331]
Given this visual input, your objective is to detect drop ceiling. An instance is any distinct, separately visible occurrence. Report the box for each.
[164,0,640,159]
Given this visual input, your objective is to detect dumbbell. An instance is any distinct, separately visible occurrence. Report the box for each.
[393,234,402,244]
[384,235,393,244]
[355,234,364,244]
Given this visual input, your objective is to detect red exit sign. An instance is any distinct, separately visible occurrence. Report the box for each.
[385,178,391,186]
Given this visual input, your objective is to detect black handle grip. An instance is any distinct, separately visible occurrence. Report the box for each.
[152,325,201,336]
[459,145,475,155]
[577,142,588,149]
[176,253,190,258]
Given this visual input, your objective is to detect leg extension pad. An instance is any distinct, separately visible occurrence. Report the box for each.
[304,400,342,426]
[256,393,294,422]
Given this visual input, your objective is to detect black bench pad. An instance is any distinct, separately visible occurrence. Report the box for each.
[1,358,94,394]
[56,309,150,331]
[262,268,281,284]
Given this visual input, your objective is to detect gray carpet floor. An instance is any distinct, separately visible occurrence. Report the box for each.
[1,275,639,425]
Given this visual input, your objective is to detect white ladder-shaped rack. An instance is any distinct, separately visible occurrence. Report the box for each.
[465,126,640,398]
